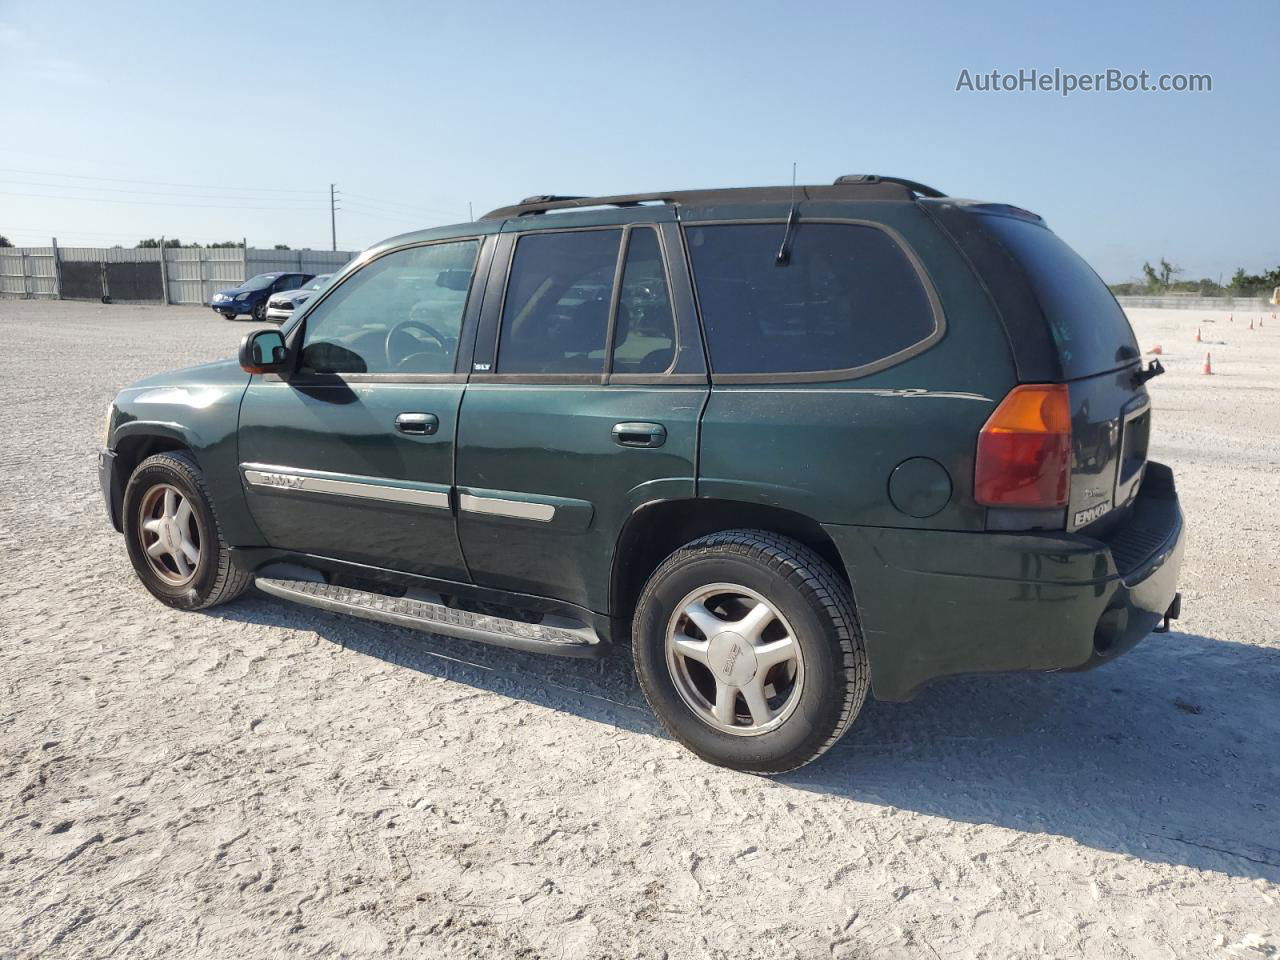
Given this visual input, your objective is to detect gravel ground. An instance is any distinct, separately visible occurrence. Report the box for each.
[1,300,1277,960]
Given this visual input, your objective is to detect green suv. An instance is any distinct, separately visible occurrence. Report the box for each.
[98,176,1185,773]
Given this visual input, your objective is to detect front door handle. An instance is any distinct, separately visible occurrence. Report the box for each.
[395,412,439,436]
[612,421,666,448]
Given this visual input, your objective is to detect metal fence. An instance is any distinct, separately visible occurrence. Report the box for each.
[0,242,357,305]
[0,246,57,298]
[1116,295,1277,311]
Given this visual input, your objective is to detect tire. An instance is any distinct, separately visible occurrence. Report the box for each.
[632,530,869,774]
[122,450,251,610]
[221,311,238,320]
[252,301,267,323]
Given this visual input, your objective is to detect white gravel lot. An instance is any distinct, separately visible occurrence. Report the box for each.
[1,300,1277,960]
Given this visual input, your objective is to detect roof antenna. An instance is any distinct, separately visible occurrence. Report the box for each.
[776,161,798,266]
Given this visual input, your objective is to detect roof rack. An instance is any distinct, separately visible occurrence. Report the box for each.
[481,192,680,221]
[479,176,947,221]
[832,174,947,198]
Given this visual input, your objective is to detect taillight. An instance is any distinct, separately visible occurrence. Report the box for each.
[974,384,1071,508]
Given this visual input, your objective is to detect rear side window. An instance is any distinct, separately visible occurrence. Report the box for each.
[685,223,937,376]
[498,230,621,374]
[612,228,676,374]
[980,215,1139,378]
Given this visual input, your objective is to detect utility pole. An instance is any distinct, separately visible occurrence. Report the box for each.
[468,201,474,222]
[330,183,341,251]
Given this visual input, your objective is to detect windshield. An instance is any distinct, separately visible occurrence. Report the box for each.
[306,275,331,291]
[980,215,1140,379]
[240,274,281,291]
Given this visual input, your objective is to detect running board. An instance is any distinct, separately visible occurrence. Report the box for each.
[254,577,603,657]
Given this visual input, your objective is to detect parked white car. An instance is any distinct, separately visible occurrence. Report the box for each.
[265,274,332,323]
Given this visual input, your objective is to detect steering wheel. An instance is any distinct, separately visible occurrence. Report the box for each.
[385,318,449,369]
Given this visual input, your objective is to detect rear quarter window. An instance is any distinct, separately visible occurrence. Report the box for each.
[685,223,938,377]
[979,215,1140,379]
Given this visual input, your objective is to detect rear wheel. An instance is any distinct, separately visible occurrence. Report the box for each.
[632,530,869,774]
[252,301,267,322]
[122,451,251,610]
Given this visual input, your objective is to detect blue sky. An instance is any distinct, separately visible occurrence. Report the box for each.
[1,0,1275,282]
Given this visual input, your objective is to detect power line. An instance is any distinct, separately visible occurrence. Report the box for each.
[0,189,330,211]
[0,178,326,204]
[0,166,322,194]
[338,203,439,224]
[342,191,462,218]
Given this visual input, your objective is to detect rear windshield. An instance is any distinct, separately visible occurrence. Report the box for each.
[981,215,1139,378]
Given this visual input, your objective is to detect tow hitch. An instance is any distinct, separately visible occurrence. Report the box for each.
[1153,592,1182,634]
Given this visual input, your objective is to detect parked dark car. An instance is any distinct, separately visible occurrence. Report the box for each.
[99,176,1184,773]
[209,271,313,321]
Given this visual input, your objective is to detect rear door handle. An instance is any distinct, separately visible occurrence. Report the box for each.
[395,412,439,436]
[612,421,666,448]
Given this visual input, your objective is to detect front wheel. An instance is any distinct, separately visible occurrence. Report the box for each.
[122,451,251,610]
[632,530,869,774]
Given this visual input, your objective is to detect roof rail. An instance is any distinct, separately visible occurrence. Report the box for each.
[481,192,678,221]
[480,177,944,221]
[832,174,946,198]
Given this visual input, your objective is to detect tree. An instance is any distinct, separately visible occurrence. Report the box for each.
[0,235,12,248]
[1140,258,1182,292]
[136,238,182,248]
[208,241,244,248]
[273,243,291,250]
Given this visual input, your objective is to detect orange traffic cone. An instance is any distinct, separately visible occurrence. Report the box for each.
[1202,352,1213,375]
[1195,327,1201,342]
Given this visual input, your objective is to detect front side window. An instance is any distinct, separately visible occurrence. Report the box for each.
[497,230,622,374]
[612,228,676,374]
[242,273,280,291]
[685,223,937,376]
[299,240,478,375]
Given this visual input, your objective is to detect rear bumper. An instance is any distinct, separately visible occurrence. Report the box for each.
[825,461,1185,701]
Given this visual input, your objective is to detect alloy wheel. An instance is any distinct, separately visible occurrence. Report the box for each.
[665,583,805,736]
[136,483,203,586]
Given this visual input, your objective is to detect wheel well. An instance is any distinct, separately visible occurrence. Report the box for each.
[609,499,849,619]
[115,434,190,487]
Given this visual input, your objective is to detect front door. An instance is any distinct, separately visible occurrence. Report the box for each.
[455,215,708,612]
[238,237,486,581]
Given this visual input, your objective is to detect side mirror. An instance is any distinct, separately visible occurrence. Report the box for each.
[436,269,471,292]
[239,329,288,374]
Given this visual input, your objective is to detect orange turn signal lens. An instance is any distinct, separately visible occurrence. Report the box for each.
[974,384,1072,508]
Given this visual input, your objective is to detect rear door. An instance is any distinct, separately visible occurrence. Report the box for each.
[238,237,489,580]
[975,213,1148,531]
[454,210,707,612]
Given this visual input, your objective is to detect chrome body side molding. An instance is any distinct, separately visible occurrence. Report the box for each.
[457,492,556,523]
[241,464,450,510]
